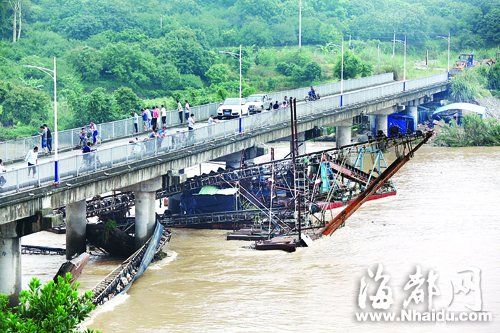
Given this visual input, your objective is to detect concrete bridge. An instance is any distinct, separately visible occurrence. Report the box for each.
[0,72,448,303]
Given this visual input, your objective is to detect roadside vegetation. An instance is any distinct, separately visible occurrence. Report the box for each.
[0,0,497,140]
[0,273,96,333]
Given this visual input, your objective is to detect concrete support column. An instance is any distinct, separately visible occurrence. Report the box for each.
[0,236,21,305]
[66,200,87,260]
[407,106,418,131]
[336,120,352,148]
[131,177,162,249]
[134,190,156,249]
[368,115,377,137]
[376,114,388,136]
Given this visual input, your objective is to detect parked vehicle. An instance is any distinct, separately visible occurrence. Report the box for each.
[245,94,270,114]
[217,98,249,118]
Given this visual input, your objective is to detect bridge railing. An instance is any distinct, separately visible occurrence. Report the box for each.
[0,73,448,195]
[404,72,448,91]
[0,74,394,163]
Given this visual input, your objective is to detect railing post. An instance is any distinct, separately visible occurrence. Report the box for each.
[16,169,19,191]
[112,122,115,139]
[110,148,113,167]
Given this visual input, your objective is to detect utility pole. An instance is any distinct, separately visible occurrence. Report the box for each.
[298,0,302,48]
[377,42,381,72]
[447,32,451,74]
[403,35,407,81]
[392,31,396,58]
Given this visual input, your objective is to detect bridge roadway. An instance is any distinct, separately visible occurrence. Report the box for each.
[0,73,395,164]
[0,72,448,303]
[0,73,395,174]
[0,72,448,224]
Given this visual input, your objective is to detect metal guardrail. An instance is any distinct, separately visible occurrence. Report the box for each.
[0,73,448,195]
[0,73,394,163]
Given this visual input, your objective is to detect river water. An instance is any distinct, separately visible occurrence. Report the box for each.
[21,145,500,332]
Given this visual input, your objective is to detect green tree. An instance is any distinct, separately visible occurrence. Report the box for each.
[449,69,488,102]
[68,46,102,81]
[333,50,372,80]
[1,85,50,125]
[83,87,118,123]
[113,87,141,115]
[0,274,95,333]
[206,63,234,85]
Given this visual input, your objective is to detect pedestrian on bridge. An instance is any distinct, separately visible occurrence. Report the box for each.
[177,100,183,124]
[152,106,159,131]
[132,111,139,133]
[25,146,39,178]
[161,105,167,126]
[0,159,6,188]
[44,124,52,154]
[39,126,47,154]
[188,114,195,131]
[184,100,191,121]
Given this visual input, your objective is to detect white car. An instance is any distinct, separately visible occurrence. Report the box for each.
[245,94,270,114]
[217,98,249,118]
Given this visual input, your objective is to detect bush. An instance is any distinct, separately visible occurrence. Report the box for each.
[435,114,500,147]
[0,274,96,333]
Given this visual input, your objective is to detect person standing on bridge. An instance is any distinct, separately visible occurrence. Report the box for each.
[152,106,159,131]
[161,105,167,127]
[177,100,183,124]
[25,146,39,179]
[132,111,139,133]
[0,159,6,188]
[39,126,48,154]
[184,100,191,121]
[44,124,52,154]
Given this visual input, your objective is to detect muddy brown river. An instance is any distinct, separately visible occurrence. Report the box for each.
[22,145,500,332]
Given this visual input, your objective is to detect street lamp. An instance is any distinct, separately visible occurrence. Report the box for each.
[394,35,407,82]
[327,38,345,102]
[23,57,59,183]
[438,32,451,74]
[298,0,302,48]
[219,45,243,131]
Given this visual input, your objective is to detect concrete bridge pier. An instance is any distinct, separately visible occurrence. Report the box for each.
[336,120,352,148]
[132,178,162,249]
[0,224,21,305]
[376,115,388,135]
[407,105,418,131]
[66,200,87,260]
[369,115,377,137]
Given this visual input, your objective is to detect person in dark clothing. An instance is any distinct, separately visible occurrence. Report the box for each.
[43,124,52,153]
[273,101,280,110]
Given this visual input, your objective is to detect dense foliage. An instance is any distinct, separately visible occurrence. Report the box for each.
[0,0,498,139]
[435,114,500,147]
[0,274,96,333]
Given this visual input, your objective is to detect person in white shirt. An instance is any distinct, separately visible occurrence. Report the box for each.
[160,105,167,126]
[188,114,195,131]
[132,111,139,133]
[25,146,39,178]
[184,100,191,121]
[177,100,183,124]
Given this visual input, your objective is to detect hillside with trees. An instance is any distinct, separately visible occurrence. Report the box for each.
[0,0,498,139]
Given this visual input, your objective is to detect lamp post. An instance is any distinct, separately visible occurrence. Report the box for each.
[438,32,451,74]
[329,38,345,99]
[298,0,302,48]
[394,36,407,81]
[23,57,59,183]
[219,46,243,111]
